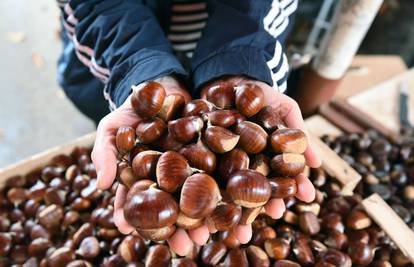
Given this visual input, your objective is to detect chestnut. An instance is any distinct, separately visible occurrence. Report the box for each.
[292,234,315,266]
[207,202,241,231]
[235,83,264,117]
[204,126,240,153]
[268,177,297,199]
[180,173,221,219]
[155,133,184,152]
[38,204,63,228]
[205,80,236,109]
[126,179,156,202]
[298,211,320,236]
[168,116,204,143]
[73,223,94,246]
[28,237,52,258]
[348,241,374,266]
[76,236,100,259]
[270,128,308,154]
[346,209,372,230]
[182,99,214,117]
[130,81,166,118]
[176,212,203,230]
[324,230,348,250]
[217,148,250,181]
[252,226,277,247]
[317,249,352,267]
[116,161,136,188]
[221,248,249,267]
[124,186,178,229]
[255,106,281,131]
[10,244,28,264]
[227,170,271,208]
[145,244,171,267]
[246,245,270,267]
[135,118,166,144]
[203,110,237,128]
[47,247,75,267]
[156,151,193,192]
[136,225,176,241]
[102,255,127,267]
[235,121,268,154]
[7,187,27,205]
[201,241,227,266]
[67,260,94,267]
[116,126,136,155]
[322,213,345,233]
[117,235,146,263]
[250,154,271,176]
[171,258,197,267]
[158,93,185,122]
[239,206,263,225]
[180,141,216,173]
[264,238,290,260]
[219,230,240,249]
[132,150,161,180]
[0,233,12,256]
[270,153,305,177]
[273,260,301,267]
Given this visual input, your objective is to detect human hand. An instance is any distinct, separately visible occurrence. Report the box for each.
[200,76,322,244]
[92,76,209,256]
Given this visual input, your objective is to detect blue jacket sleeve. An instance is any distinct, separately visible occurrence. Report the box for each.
[191,0,297,94]
[60,0,186,107]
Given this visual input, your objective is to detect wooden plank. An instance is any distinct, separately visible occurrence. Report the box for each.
[0,132,96,188]
[305,115,343,138]
[362,194,414,263]
[331,98,400,142]
[319,104,365,133]
[310,134,361,195]
[348,68,414,134]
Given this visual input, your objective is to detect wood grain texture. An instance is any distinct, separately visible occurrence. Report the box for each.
[362,194,414,263]
[305,115,343,137]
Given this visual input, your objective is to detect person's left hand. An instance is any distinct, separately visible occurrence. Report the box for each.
[200,76,322,244]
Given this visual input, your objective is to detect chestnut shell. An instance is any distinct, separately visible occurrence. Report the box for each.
[130,81,166,118]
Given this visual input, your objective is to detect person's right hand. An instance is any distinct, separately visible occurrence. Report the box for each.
[92,76,212,257]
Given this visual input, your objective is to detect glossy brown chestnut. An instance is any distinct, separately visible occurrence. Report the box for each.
[235,121,268,154]
[292,234,315,266]
[221,248,249,267]
[116,161,136,189]
[28,237,52,258]
[203,110,236,128]
[218,230,241,249]
[298,211,320,236]
[117,235,146,263]
[346,209,372,230]
[38,204,63,228]
[180,141,216,173]
[264,238,290,260]
[156,151,193,192]
[255,106,281,131]
[171,258,197,267]
[156,133,184,152]
[47,247,75,267]
[204,126,240,153]
[250,154,271,176]
[348,242,374,266]
[217,148,250,180]
[168,116,204,143]
[6,187,26,205]
[205,80,236,109]
[180,173,221,219]
[246,245,270,267]
[0,233,12,256]
[235,83,264,117]
[76,236,100,259]
[252,226,276,247]
[158,93,185,122]
[268,177,297,198]
[322,212,345,233]
[176,212,203,230]
[207,203,241,231]
[182,99,214,117]
[273,260,301,267]
[201,241,227,266]
[136,225,176,241]
[132,150,161,180]
[124,186,178,229]
[135,118,166,144]
[324,230,348,250]
[130,81,166,118]
[227,170,271,208]
[317,249,352,267]
[270,153,305,177]
[145,244,171,267]
[270,128,308,154]
[116,126,136,155]
[125,179,156,202]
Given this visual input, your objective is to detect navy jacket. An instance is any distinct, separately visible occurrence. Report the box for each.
[56,0,297,122]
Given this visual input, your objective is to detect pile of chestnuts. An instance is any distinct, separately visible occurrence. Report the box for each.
[114,80,309,241]
[322,129,414,230]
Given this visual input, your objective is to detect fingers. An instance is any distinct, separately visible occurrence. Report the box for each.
[264,198,286,219]
[113,185,135,234]
[233,224,252,244]
[295,174,316,203]
[168,228,193,256]
[188,225,210,245]
[279,94,321,168]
